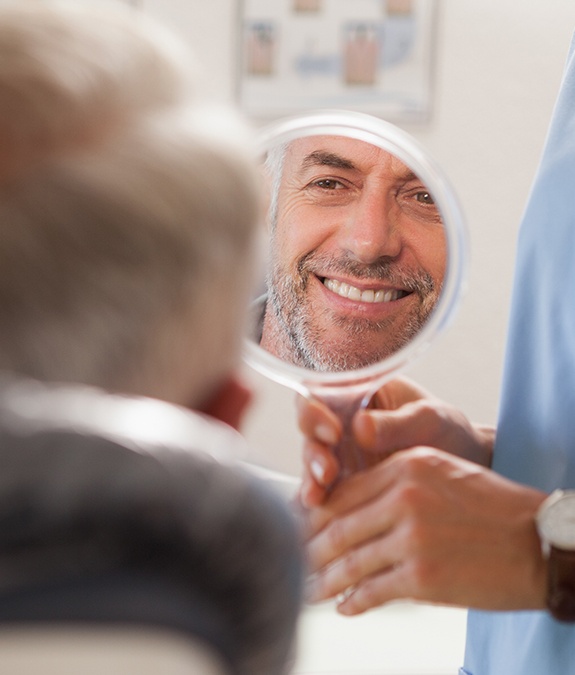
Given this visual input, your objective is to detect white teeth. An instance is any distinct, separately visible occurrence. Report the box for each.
[348,286,362,301]
[324,278,402,303]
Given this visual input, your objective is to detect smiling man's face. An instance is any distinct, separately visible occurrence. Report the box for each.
[259,135,446,371]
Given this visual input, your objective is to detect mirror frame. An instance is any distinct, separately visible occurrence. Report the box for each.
[244,109,468,393]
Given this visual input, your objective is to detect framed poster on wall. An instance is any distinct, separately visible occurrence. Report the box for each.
[236,0,438,123]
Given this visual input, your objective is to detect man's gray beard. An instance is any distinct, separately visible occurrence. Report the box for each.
[267,252,438,372]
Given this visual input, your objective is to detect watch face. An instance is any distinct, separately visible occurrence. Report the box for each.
[538,492,575,550]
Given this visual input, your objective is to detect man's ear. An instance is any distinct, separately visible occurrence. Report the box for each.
[197,374,253,431]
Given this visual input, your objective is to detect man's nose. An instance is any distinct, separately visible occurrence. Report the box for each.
[340,191,402,263]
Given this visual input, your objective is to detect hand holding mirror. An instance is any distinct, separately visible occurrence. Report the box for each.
[245,110,467,479]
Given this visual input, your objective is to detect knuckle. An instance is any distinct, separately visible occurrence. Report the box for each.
[355,576,381,610]
[418,400,443,428]
[394,481,425,513]
[397,447,442,480]
[416,401,453,445]
[403,519,430,551]
[342,551,362,580]
[326,519,348,552]
[407,558,439,595]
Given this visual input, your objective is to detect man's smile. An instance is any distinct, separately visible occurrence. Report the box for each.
[321,276,410,304]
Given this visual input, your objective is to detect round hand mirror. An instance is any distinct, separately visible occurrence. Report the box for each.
[244,109,467,478]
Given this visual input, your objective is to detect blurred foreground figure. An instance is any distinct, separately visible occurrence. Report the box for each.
[0,2,303,674]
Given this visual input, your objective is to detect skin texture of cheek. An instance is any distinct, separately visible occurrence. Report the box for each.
[409,224,447,290]
[275,201,338,268]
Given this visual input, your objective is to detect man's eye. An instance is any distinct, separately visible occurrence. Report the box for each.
[398,186,442,223]
[415,191,434,204]
[312,179,345,190]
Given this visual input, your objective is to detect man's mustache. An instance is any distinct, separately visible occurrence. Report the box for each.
[297,251,435,296]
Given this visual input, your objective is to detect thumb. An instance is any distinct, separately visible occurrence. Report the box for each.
[353,404,425,455]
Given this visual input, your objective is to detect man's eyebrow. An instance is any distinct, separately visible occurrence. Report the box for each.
[399,169,419,183]
[299,150,356,172]
[298,151,426,186]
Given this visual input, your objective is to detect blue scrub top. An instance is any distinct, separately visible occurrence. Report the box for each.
[462,32,575,675]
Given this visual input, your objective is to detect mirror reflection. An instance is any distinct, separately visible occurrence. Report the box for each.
[255,134,447,373]
[244,110,467,479]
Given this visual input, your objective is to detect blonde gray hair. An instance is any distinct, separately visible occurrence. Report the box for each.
[0,1,260,406]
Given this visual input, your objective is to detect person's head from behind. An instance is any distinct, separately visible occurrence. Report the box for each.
[260,135,446,371]
[0,1,260,424]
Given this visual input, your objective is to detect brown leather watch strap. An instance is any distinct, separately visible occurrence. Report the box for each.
[547,545,575,621]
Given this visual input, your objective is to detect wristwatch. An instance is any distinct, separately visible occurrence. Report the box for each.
[536,489,575,622]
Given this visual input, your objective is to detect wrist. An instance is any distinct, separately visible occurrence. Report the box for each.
[471,424,496,467]
[536,489,575,621]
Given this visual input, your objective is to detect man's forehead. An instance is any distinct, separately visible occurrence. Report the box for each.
[286,135,414,179]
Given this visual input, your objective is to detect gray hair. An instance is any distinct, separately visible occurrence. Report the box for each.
[0,1,260,407]
[263,142,288,230]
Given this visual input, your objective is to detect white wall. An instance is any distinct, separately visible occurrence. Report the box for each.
[143,0,575,476]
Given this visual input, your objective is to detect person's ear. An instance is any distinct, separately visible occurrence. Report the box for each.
[198,374,253,431]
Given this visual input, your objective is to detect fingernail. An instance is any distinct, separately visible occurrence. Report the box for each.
[337,602,353,616]
[311,460,326,484]
[315,423,338,446]
[336,587,355,615]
